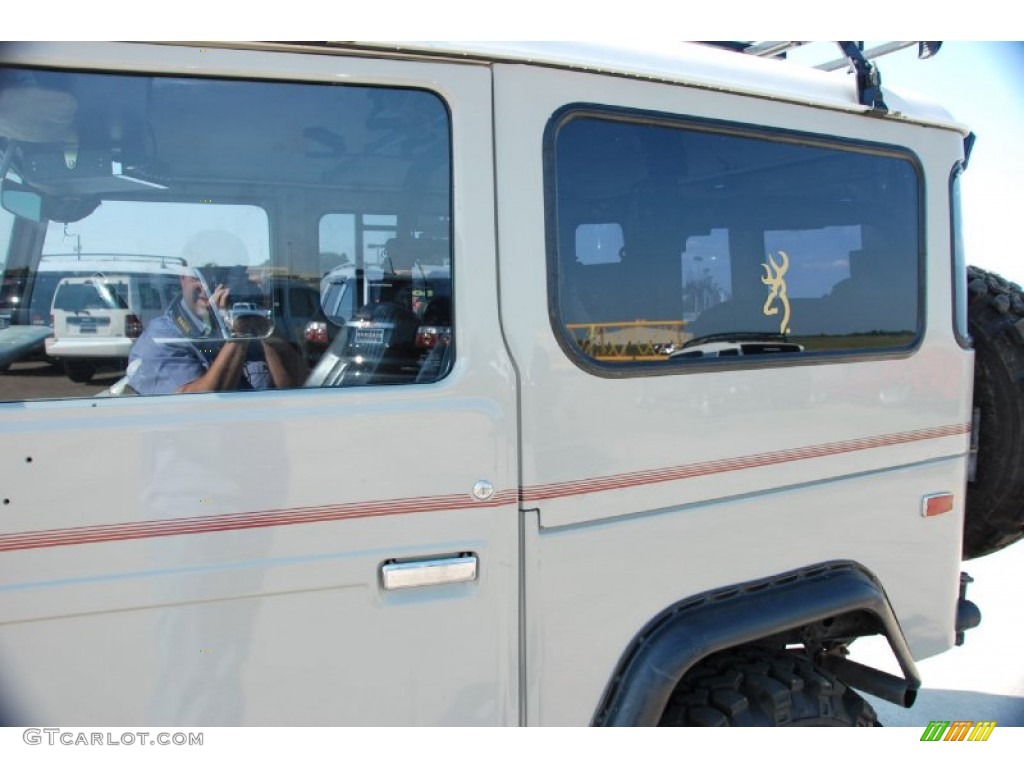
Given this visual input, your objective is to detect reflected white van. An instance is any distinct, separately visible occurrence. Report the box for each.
[43,254,184,382]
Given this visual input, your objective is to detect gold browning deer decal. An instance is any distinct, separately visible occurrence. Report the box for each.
[761,250,791,334]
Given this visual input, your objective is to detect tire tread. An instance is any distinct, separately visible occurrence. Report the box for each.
[965,265,1024,559]
[659,647,879,727]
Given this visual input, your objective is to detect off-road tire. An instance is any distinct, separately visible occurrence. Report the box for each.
[658,647,879,726]
[63,360,96,384]
[965,266,1024,559]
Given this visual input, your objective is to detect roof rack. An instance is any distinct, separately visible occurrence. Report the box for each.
[39,253,188,269]
[813,41,942,72]
[700,41,941,67]
[698,41,942,114]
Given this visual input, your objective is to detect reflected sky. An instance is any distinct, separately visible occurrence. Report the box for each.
[42,201,270,266]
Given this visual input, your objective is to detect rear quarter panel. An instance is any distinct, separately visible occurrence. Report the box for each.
[493,63,972,724]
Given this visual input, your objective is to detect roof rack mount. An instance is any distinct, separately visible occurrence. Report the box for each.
[699,41,943,114]
[704,41,941,68]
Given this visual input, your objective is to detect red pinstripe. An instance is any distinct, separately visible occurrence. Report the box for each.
[519,423,971,502]
[0,423,968,552]
[0,490,518,553]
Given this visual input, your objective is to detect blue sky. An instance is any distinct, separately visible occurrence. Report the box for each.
[788,42,1024,286]
[923,42,1024,285]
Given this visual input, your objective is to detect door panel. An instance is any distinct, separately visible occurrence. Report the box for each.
[0,43,518,725]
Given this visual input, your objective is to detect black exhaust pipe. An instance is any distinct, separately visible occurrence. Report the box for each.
[956,573,982,646]
[819,655,918,708]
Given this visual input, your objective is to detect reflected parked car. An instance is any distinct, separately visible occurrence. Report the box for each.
[46,269,182,383]
[668,333,804,359]
[304,263,452,367]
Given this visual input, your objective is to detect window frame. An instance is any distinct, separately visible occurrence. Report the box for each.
[950,162,971,349]
[0,65,457,399]
[543,103,927,378]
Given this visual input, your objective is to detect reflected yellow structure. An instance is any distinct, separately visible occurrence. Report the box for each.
[566,319,687,361]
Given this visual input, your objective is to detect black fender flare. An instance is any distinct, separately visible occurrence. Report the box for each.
[592,561,920,726]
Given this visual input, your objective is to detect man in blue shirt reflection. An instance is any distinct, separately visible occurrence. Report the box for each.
[126,269,305,395]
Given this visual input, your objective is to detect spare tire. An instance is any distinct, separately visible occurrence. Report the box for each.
[964,265,1024,559]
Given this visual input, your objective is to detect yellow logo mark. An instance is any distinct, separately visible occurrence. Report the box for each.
[761,250,792,334]
[966,721,997,741]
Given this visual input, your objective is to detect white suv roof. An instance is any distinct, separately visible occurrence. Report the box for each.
[336,41,963,129]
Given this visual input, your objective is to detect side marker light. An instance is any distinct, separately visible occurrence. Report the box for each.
[922,493,955,518]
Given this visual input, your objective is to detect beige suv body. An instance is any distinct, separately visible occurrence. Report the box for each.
[0,41,1014,727]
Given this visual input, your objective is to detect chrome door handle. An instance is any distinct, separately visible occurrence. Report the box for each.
[380,553,478,590]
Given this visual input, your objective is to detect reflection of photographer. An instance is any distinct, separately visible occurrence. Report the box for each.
[226,302,274,338]
[125,233,307,395]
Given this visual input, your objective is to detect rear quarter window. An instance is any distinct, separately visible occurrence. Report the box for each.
[546,108,922,372]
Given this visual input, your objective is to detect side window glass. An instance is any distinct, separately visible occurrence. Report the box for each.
[0,69,452,399]
[309,210,451,387]
[0,205,13,270]
[682,229,732,325]
[36,203,270,390]
[575,223,624,265]
[951,166,969,345]
[550,113,920,368]
[0,203,28,330]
